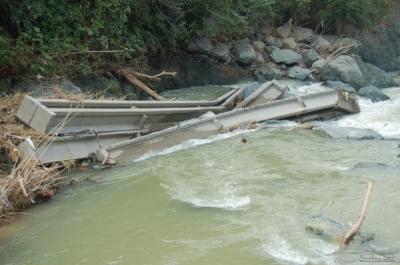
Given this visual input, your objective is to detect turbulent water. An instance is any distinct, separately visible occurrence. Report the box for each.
[1,80,400,265]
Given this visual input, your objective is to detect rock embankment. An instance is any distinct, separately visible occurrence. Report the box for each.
[177,22,398,103]
[1,22,399,100]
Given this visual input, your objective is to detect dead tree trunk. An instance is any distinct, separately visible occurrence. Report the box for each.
[119,69,176,101]
[339,181,373,250]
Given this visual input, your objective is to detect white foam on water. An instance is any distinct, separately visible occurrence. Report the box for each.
[328,92,400,138]
[262,234,309,264]
[186,195,251,210]
[282,82,400,139]
[161,180,251,211]
[289,82,333,96]
[133,128,257,162]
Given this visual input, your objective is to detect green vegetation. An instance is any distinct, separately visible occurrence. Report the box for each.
[0,0,398,77]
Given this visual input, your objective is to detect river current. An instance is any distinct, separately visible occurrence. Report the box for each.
[0,79,399,265]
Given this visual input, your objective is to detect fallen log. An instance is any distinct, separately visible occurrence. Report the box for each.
[119,69,176,101]
[339,181,373,250]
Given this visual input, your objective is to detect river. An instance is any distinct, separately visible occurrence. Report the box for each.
[0,79,399,265]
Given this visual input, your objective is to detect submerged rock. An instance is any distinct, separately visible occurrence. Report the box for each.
[318,126,384,140]
[306,215,374,244]
[358,86,390,103]
[353,162,390,170]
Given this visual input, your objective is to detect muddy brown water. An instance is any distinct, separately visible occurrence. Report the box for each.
[0,82,399,265]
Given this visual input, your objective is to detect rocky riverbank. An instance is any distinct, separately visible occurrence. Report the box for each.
[1,18,400,102]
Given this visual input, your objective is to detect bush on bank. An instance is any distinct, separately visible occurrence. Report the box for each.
[0,0,398,77]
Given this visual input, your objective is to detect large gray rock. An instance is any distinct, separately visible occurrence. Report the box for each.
[320,55,364,90]
[282,37,297,49]
[270,48,302,65]
[330,38,362,55]
[287,67,312,80]
[210,42,230,62]
[312,36,331,53]
[306,215,374,244]
[257,64,282,80]
[233,40,256,64]
[322,80,356,93]
[358,86,391,103]
[252,40,266,51]
[302,49,319,68]
[318,126,384,140]
[351,55,398,88]
[343,19,400,71]
[276,23,292,39]
[254,51,264,64]
[311,58,326,74]
[293,26,314,43]
[71,73,124,98]
[186,37,213,54]
[265,35,282,48]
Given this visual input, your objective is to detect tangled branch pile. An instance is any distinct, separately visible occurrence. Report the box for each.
[0,92,69,223]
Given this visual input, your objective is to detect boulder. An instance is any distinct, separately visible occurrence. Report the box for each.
[265,46,274,54]
[351,55,398,88]
[252,40,266,51]
[270,48,302,65]
[293,26,314,43]
[330,38,362,55]
[276,23,292,39]
[254,51,264,64]
[312,36,331,53]
[233,40,256,64]
[322,80,357,93]
[343,19,400,71]
[311,58,326,74]
[71,73,123,98]
[210,42,230,62]
[321,35,339,43]
[302,49,319,68]
[318,126,384,140]
[306,215,374,244]
[257,64,282,80]
[358,86,390,103]
[320,55,364,90]
[265,35,283,48]
[282,37,297,49]
[254,74,267,83]
[186,37,213,54]
[287,67,312,80]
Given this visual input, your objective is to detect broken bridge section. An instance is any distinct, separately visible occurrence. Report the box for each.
[14,80,359,164]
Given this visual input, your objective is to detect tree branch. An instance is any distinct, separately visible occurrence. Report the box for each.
[339,181,373,250]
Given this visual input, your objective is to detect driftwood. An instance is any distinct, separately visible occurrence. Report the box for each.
[339,181,373,250]
[119,69,176,101]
